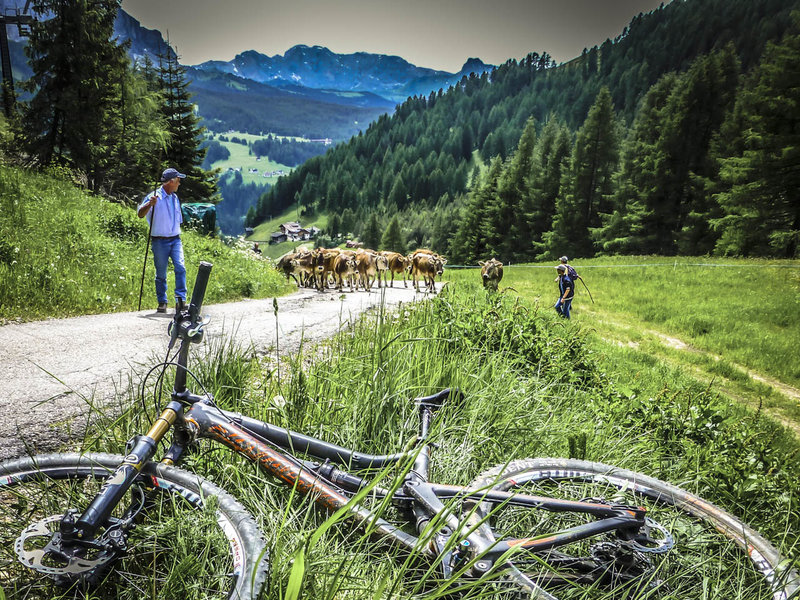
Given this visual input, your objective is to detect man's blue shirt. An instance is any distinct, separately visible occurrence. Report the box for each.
[138,186,182,237]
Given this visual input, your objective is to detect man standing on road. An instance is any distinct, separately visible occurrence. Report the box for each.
[137,168,187,313]
[554,264,574,319]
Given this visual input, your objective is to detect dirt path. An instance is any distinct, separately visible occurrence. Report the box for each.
[0,285,421,461]
[586,310,800,434]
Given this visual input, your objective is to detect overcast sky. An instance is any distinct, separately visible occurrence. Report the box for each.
[121,0,669,72]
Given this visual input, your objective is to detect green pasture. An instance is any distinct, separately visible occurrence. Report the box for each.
[0,165,293,321]
[246,204,330,259]
[60,278,799,599]
[209,131,294,185]
[447,256,800,428]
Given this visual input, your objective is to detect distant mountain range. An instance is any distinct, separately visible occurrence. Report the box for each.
[195,45,493,103]
[1,3,494,139]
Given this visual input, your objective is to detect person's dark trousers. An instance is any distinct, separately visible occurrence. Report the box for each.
[554,298,572,319]
[152,236,187,304]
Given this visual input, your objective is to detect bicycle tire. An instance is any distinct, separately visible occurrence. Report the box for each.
[465,457,800,600]
[0,452,269,600]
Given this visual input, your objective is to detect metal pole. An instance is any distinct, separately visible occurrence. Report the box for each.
[137,180,159,311]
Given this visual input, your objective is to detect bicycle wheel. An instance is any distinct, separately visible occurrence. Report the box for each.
[465,457,799,600]
[0,452,269,600]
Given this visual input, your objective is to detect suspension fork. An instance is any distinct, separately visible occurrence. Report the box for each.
[65,401,184,542]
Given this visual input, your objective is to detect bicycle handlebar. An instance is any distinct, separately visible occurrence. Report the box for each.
[189,261,213,323]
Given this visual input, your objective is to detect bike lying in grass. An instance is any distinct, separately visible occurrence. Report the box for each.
[1,262,797,600]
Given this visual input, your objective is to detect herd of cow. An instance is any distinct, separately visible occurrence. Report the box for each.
[275,247,448,293]
[274,247,506,294]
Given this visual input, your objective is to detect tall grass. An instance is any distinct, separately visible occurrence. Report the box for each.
[472,256,800,388]
[0,165,292,321]
[75,277,799,598]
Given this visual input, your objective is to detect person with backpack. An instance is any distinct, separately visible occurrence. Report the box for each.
[554,264,574,319]
[560,256,580,281]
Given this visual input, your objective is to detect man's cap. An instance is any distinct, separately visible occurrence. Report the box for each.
[161,168,187,182]
[555,264,567,272]
[559,256,569,263]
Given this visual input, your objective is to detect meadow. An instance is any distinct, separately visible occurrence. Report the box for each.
[209,131,296,185]
[44,276,799,599]
[0,165,292,321]
[445,256,800,429]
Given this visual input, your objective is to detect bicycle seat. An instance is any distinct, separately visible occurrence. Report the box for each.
[414,388,463,411]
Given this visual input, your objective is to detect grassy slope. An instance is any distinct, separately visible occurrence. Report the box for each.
[0,165,293,321]
[447,256,800,428]
[246,203,330,259]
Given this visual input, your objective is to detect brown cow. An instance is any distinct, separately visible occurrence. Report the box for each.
[479,258,503,291]
[355,250,388,290]
[275,251,300,286]
[410,252,445,293]
[381,251,411,287]
[332,253,358,292]
[290,251,316,288]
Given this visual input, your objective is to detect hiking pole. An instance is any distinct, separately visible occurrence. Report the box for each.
[137,177,160,311]
[579,277,595,304]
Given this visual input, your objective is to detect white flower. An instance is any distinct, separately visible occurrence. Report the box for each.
[272,395,286,408]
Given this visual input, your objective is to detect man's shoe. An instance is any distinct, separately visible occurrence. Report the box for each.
[156,303,167,313]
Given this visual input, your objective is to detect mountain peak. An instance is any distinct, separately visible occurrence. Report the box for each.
[460,57,490,74]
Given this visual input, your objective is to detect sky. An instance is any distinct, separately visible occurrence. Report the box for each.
[121,0,669,73]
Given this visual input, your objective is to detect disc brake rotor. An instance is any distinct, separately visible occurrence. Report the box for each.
[14,515,115,577]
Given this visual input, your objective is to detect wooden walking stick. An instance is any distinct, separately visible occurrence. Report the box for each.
[579,277,595,304]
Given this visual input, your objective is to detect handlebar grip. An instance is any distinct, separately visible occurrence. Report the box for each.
[189,261,213,315]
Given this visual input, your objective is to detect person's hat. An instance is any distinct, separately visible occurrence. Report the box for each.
[555,264,567,272]
[559,256,569,263]
[161,167,187,182]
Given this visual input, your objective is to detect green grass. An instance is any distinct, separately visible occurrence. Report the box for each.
[61,278,799,598]
[0,165,294,321]
[445,256,800,432]
[209,131,300,185]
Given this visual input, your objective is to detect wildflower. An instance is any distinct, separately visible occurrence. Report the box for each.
[273,395,286,408]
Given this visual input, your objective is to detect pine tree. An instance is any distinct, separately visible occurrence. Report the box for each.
[492,117,537,262]
[530,116,571,253]
[712,27,800,257]
[541,88,619,259]
[327,213,342,239]
[361,213,382,250]
[21,0,128,190]
[450,156,504,264]
[155,44,218,203]
[380,215,406,253]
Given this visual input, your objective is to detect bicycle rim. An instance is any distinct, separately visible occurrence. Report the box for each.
[466,458,799,600]
[0,452,268,600]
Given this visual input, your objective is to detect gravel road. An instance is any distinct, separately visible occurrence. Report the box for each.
[0,285,421,460]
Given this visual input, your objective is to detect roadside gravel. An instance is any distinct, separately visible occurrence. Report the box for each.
[0,285,421,460]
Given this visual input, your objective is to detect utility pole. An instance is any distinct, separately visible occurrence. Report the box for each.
[0,1,33,118]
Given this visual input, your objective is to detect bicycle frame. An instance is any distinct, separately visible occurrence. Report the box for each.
[64,262,650,583]
[169,392,648,576]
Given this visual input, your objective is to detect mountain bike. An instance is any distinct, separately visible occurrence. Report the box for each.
[0,261,797,600]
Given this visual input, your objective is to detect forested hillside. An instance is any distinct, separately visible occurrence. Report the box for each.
[249,0,800,261]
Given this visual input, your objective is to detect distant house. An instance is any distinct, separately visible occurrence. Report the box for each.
[244,227,254,235]
[277,222,314,242]
[270,232,288,244]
